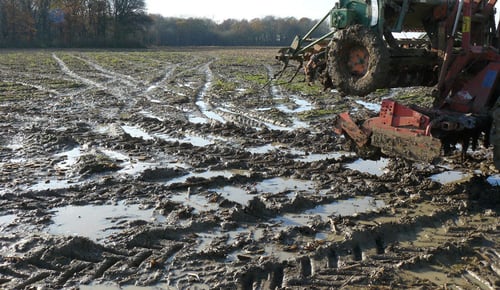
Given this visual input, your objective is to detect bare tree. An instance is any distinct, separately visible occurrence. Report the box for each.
[109,0,149,45]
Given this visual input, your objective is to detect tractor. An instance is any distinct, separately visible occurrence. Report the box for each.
[276,0,500,168]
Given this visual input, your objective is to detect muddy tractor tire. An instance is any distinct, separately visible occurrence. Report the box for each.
[328,25,390,96]
[491,98,500,169]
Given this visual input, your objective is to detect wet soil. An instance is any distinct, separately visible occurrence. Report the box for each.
[0,48,499,289]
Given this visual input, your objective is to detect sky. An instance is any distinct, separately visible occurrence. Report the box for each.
[145,0,500,24]
[145,0,336,22]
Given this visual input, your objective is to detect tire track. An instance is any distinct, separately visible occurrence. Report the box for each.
[193,61,226,124]
[52,53,146,111]
[52,53,104,89]
[1,48,498,289]
[73,55,140,87]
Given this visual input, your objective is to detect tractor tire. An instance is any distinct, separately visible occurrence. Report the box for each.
[328,25,390,96]
[490,97,500,169]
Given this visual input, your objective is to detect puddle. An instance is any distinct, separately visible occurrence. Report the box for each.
[94,124,124,137]
[194,63,226,124]
[209,185,256,205]
[5,142,23,151]
[487,174,500,186]
[305,196,385,218]
[345,158,389,176]
[0,214,16,227]
[29,148,183,191]
[247,143,350,162]
[265,71,310,131]
[139,110,164,121]
[255,177,316,194]
[289,119,308,130]
[117,161,158,176]
[156,133,214,147]
[295,152,353,162]
[55,146,81,170]
[195,231,224,252]
[150,99,163,104]
[170,193,218,213]
[146,85,157,92]
[7,157,27,163]
[247,144,307,155]
[188,115,210,124]
[205,226,283,262]
[405,266,471,289]
[258,119,298,131]
[355,100,382,112]
[3,134,24,151]
[80,283,173,290]
[247,144,279,154]
[165,170,250,186]
[81,283,207,290]
[203,177,318,206]
[29,179,82,191]
[430,171,470,184]
[263,244,299,262]
[276,95,313,113]
[100,148,156,176]
[48,201,156,242]
[100,149,129,162]
[121,125,154,140]
[274,197,386,226]
[195,100,226,123]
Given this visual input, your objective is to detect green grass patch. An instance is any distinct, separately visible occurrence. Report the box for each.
[283,81,323,95]
[391,91,434,107]
[0,82,44,101]
[239,73,268,85]
[298,108,336,120]
[212,79,237,92]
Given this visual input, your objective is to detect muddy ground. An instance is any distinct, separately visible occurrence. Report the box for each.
[0,48,499,289]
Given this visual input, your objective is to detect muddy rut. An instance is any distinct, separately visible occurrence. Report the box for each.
[0,48,499,289]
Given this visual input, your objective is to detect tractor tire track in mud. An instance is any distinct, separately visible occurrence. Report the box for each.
[53,53,104,89]
[0,48,498,289]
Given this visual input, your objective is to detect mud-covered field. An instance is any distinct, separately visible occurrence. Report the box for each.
[0,48,499,289]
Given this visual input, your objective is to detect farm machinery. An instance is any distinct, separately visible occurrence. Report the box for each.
[276,0,500,168]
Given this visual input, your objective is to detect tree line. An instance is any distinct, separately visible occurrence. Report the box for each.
[146,16,329,47]
[0,0,329,48]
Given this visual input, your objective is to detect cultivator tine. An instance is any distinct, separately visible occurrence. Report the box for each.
[266,45,306,88]
[264,64,287,88]
[287,61,303,83]
[263,56,290,88]
[274,61,289,79]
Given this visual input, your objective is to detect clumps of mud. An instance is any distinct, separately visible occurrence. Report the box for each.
[0,48,498,289]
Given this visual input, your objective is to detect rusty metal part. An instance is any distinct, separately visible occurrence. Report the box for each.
[334,102,442,163]
[362,100,441,162]
[375,100,432,133]
[347,46,370,77]
[370,126,442,163]
[334,112,371,147]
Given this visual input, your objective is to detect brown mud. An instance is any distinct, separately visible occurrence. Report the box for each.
[0,48,499,289]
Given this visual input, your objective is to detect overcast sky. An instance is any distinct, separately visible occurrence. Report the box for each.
[145,0,500,24]
[145,0,335,21]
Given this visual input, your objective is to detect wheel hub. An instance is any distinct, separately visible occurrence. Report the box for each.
[347,46,369,77]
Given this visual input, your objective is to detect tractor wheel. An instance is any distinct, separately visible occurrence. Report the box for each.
[328,25,390,96]
[490,97,500,169]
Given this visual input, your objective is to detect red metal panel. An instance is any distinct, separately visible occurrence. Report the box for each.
[370,100,430,133]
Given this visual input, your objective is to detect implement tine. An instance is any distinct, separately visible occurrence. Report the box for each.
[287,61,303,83]
[263,57,289,88]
